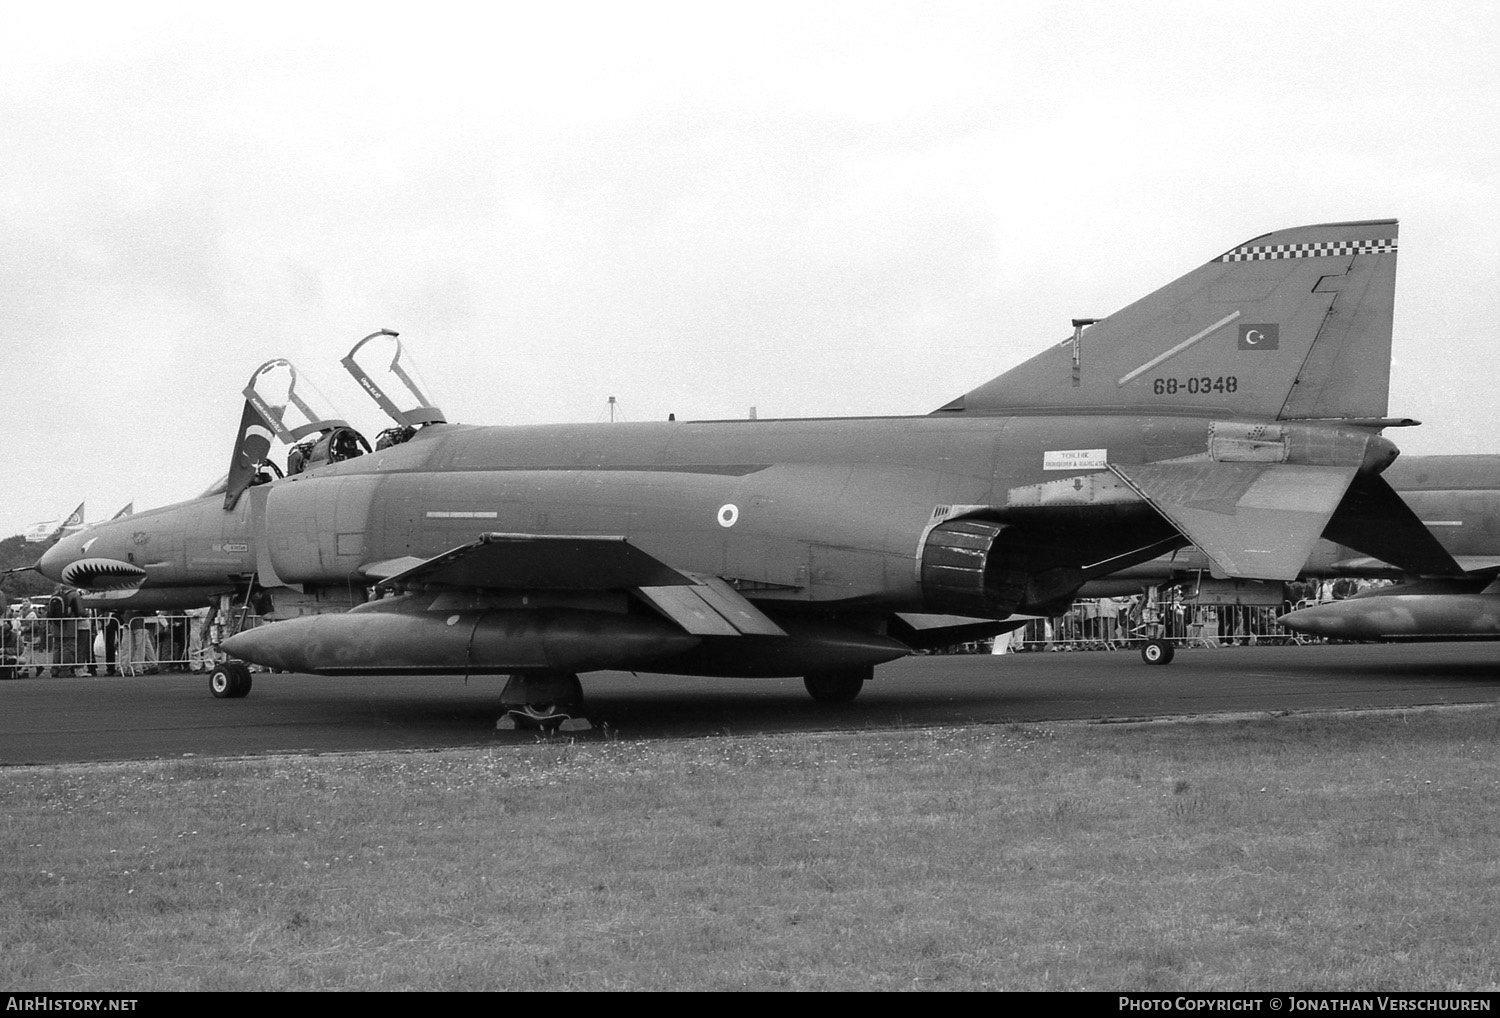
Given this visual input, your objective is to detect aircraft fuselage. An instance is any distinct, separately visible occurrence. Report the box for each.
[45,411,1239,611]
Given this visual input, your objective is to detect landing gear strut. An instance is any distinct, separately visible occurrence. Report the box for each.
[209,661,253,698]
[803,665,871,704]
[496,672,592,731]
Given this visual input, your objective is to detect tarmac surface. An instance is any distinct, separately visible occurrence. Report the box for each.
[2,642,1498,765]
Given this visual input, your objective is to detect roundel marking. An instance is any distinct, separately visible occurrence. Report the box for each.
[717,503,739,528]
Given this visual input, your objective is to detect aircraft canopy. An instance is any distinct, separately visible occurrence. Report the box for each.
[341,329,446,429]
[244,359,353,442]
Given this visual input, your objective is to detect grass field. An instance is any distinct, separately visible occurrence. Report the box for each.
[4,707,1499,991]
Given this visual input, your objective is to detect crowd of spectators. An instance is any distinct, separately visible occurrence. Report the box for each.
[1,589,219,678]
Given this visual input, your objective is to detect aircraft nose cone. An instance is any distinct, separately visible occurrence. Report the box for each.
[37,534,84,584]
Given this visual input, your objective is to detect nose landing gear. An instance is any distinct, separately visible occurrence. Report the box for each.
[1139,639,1175,665]
[209,662,254,698]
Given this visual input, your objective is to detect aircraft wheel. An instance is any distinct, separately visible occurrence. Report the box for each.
[803,666,870,704]
[1140,639,1175,666]
[497,673,587,731]
[499,673,583,715]
[209,662,253,698]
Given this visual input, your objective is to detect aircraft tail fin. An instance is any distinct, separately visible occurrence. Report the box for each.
[936,219,1398,421]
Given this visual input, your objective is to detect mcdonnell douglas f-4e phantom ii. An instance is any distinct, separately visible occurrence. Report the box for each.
[38,219,1461,718]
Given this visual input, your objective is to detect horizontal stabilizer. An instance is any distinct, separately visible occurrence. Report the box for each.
[374,533,696,592]
[1110,461,1356,581]
[1321,473,1464,577]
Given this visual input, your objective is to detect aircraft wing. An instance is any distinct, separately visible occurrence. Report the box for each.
[1452,558,1500,574]
[373,532,697,591]
[1333,555,1500,575]
[636,574,788,636]
[1110,461,1358,581]
[370,532,787,637]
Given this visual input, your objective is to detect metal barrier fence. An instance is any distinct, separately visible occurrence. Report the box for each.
[999,599,1320,652]
[0,612,266,678]
[1,598,1333,676]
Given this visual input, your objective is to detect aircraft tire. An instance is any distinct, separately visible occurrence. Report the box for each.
[1140,639,1175,666]
[209,662,253,699]
[499,672,583,715]
[803,666,870,704]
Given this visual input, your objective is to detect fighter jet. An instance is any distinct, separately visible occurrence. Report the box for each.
[1279,454,1500,642]
[38,220,1459,717]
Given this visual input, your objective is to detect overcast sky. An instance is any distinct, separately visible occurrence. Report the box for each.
[3,1,1498,538]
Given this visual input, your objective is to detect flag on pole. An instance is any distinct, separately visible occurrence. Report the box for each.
[23,502,85,543]
[59,502,85,532]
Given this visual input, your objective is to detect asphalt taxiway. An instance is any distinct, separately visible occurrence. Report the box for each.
[2,642,1498,765]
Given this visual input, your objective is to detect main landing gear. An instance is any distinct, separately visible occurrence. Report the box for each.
[803,665,872,704]
[496,672,592,732]
[209,661,254,698]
